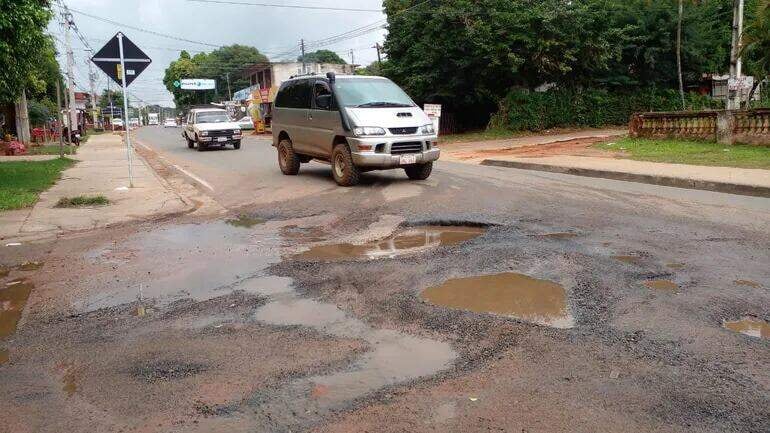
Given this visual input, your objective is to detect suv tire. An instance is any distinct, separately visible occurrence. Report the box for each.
[331,144,360,187]
[233,140,241,150]
[278,139,300,175]
[186,137,194,149]
[197,139,207,152]
[404,162,433,180]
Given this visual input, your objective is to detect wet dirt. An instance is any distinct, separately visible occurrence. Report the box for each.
[666,262,686,269]
[1,279,34,338]
[643,280,679,291]
[0,347,8,365]
[613,255,641,264]
[226,214,266,228]
[294,225,485,261]
[734,279,761,288]
[421,273,574,329]
[0,266,9,278]
[723,317,770,339]
[533,232,579,239]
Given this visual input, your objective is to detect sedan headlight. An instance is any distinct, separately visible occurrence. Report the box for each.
[420,123,435,134]
[199,131,209,136]
[354,126,386,136]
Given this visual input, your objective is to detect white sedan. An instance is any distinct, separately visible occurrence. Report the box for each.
[163,119,177,128]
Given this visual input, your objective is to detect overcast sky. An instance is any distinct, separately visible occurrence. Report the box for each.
[47,0,387,107]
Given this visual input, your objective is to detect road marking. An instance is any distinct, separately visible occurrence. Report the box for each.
[172,164,215,192]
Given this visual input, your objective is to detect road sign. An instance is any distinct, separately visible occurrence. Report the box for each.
[91,33,151,87]
[181,79,216,90]
[424,104,442,118]
[101,107,123,116]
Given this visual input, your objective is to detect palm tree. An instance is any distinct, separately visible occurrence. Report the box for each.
[740,0,770,106]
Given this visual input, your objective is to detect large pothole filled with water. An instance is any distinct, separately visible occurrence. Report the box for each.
[421,273,574,329]
[294,225,486,261]
[723,317,770,339]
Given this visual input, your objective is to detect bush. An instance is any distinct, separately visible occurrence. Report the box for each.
[488,88,724,132]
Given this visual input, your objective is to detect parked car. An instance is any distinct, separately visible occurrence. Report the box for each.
[163,118,177,128]
[112,118,124,128]
[129,118,140,127]
[237,116,255,130]
[182,108,242,151]
[272,72,439,186]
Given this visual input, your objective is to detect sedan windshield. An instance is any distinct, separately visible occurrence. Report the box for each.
[334,78,415,108]
[197,112,230,123]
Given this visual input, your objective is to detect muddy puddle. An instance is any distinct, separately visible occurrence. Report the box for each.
[723,317,770,339]
[17,261,43,271]
[533,232,578,239]
[294,225,485,261]
[643,279,679,291]
[225,214,266,228]
[613,255,641,264]
[734,279,761,288]
[1,279,34,338]
[422,273,574,329]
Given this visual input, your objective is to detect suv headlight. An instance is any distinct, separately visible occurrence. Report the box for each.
[353,126,386,136]
[420,123,435,134]
[200,131,209,136]
[233,129,241,134]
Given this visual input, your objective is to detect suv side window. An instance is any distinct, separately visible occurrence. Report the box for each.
[292,80,311,109]
[313,81,333,110]
[275,82,293,108]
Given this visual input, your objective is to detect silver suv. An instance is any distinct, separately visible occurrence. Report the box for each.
[272,73,440,186]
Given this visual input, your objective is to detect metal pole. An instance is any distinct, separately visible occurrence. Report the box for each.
[56,80,64,158]
[300,39,306,74]
[64,11,78,136]
[117,33,134,188]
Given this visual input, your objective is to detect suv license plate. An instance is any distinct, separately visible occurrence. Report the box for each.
[217,137,228,142]
[399,154,417,165]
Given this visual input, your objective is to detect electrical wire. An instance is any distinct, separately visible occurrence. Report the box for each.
[184,0,381,13]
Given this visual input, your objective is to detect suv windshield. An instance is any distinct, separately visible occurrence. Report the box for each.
[197,112,230,123]
[334,78,415,108]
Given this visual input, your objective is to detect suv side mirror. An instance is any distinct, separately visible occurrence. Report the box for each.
[316,94,332,110]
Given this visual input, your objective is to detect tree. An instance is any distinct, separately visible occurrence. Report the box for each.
[298,49,346,64]
[163,45,268,108]
[0,0,53,103]
[741,0,770,105]
[99,89,125,110]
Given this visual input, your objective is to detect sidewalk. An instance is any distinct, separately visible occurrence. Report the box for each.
[481,155,770,197]
[0,133,192,242]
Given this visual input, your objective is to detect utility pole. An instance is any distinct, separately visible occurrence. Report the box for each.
[63,9,78,135]
[225,73,232,100]
[373,43,382,67]
[56,80,64,157]
[300,39,306,74]
[729,0,745,109]
[86,53,98,130]
[350,49,355,65]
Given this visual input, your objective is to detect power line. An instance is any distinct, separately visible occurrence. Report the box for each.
[67,7,222,48]
[185,0,381,12]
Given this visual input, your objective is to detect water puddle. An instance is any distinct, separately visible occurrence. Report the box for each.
[666,262,686,269]
[421,273,574,329]
[17,261,43,271]
[294,225,485,261]
[614,255,641,264]
[734,279,761,288]
[643,280,678,291]
[0,347,8,365]
[723,317,770,339]
[1,279,34,338]
[533,232,578,239]
[225,214,266,228]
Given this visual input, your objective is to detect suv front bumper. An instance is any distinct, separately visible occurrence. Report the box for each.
[349,136,440,168]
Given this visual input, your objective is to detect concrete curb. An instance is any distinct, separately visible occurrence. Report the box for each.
[480,159,770,198]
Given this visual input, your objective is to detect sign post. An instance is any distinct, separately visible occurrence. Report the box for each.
[91,32,151,188]
[423,104,442,135]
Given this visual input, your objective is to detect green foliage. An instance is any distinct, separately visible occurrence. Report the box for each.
[355,61,386,76]
[742,0,770,80]
[600,137,770,169]
[55,195,110,208]
[0,0,53,103]
[163,45,268,108]
[489,87,722,131]
[99,89,125,111]
[298,49,346,64]
[0,158,75,210]
[27,99,55,126]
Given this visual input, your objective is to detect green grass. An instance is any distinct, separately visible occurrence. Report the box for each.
[597,138,770,170]
[55,194,110,208]
[26,144,76,155]
[0,158,75,210]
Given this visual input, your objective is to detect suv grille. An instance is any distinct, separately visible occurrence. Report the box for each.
[389,127,418,135]
[390,141,423,154]
[207,130,231,137]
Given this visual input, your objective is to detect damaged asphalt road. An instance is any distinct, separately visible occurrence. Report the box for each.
[1,133,769,433]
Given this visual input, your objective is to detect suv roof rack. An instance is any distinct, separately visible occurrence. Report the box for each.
[288,72,319,79]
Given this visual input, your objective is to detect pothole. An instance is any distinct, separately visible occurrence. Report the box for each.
[225,214,266,228]
[614,255,641,264]
[293,225,485,261]
[734,279,761,288]
[723,317,770,339]
[421,273,574,329]
[1,279,34,338]
[17,261,43,271]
